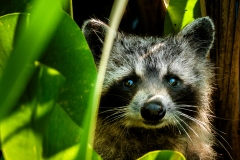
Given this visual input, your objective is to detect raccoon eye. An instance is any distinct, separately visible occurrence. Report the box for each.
[123,79,134,88]
[168,77,179,86]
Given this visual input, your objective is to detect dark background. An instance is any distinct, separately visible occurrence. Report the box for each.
[72,0,166,36]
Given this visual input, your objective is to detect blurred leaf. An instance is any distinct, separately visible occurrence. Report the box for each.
[46,143,102,160]
[0,13,26,78]
[40,10,97,127]
[163,0,201,35]
[58,0,73,18]
[0,0,98,158]
[0,64,65,160]
[0,0,63,121]
[0,0,72,17]
[137,150,186,160]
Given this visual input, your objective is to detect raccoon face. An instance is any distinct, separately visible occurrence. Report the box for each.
[82,17,215,129]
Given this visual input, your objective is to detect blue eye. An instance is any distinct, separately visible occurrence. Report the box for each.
[168,77,178,86]
[123,79,134,87]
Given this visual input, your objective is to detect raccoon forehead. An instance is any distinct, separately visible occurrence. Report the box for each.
[138,42,166,60]
[104,39,179,80]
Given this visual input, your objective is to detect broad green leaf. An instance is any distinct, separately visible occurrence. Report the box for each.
[1,64,65,160]
[0,9,99,160]
[42,104,102,160]
[40,12,97,158]
[163,0,201,35]
[40,10,97,127]
[0,0,63,121]
[42,104,81,158]
[46,143,102,160]
[0,1,98,159]
[138,150,186,160]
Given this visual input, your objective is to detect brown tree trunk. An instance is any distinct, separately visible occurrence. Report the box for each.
[206,0,240,159]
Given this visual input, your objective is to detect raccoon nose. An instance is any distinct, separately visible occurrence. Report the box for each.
[141,102,166,121]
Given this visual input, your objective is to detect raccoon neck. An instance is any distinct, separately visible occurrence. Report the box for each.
[93,118,186,160]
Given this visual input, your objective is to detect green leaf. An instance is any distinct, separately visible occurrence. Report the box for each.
[137,150,186,160]
[42,103,81,158]
[40,9,97,127]
[40,11,97,159]
[163,0,201,35]
[0,64,65,160]
[0,0,72,17]
[0,1,98,159]
[0,13,24,78]
[43,105,81,159]
[45,143,102,160]
[58,0,73,18]
[42,104,102,160]
[0,0,63,121]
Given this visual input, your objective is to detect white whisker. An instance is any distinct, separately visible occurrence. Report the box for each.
[175,115,199,137]
[172,115,192,142]
[176,111,209,129]
[216,138,233,160]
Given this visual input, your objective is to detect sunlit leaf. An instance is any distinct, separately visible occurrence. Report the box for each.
[137,150,186,160]
[40,10,98,159]
[163,0,201,35]
[42,104,102,160]
[0,13,26,78]
[0,0,63,120]
[46,143,102,160]
[40,10,97,127]
[1,64,65,160]
[0,1,98,159]
[42,103,81,158]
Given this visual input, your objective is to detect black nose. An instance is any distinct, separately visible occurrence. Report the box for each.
[141,101,166,121]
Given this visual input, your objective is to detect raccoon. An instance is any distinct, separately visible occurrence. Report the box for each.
[82,17,216,160]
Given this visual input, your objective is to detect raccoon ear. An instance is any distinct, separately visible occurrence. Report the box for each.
[81,19,110,62]
[177,17,215,57]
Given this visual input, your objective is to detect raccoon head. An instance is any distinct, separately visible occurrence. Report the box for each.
[82,17,215,129]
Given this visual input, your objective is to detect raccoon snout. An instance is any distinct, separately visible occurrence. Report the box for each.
[140,101,166,121]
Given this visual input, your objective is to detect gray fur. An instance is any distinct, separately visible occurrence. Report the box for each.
[82,17,216,160]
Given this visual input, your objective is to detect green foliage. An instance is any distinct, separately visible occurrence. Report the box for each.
[0,0,63,120]
[0,0,98,159]
[40,9,96,128]
[138,150,186,160]
[0,13,19,78]
[1,64,65,159]
[164,0,201,35]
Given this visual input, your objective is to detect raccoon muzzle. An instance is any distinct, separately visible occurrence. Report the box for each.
[140,100,166,122]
